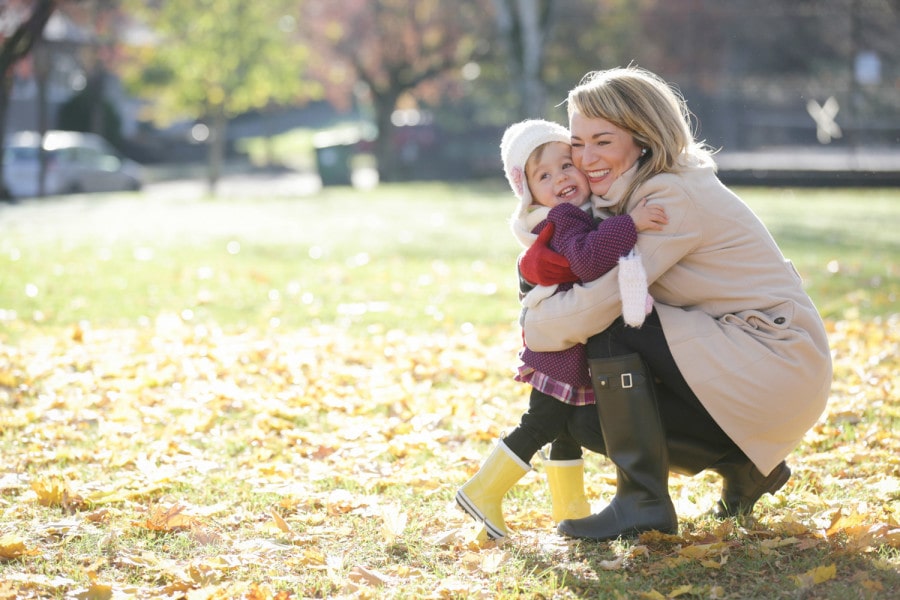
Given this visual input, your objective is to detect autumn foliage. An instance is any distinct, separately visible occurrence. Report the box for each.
[0,313,898,598]
[1,184,898,598]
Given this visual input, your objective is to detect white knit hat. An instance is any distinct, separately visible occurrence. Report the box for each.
[500,119,571,219]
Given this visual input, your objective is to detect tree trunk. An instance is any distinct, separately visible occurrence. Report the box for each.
[517,0,550,119]
[0,0,57,201]
[0,75,14,201]
[37,64,48,197]
[263,109,276,169]
[372,91,400,182]
[491,0,555,120]
[207,107,228,195]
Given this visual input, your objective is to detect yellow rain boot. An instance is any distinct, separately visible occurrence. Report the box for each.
[456,440,531,539]
[544,459,592,523]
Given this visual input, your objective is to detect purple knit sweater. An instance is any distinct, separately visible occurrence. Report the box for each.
[519,202,637,388]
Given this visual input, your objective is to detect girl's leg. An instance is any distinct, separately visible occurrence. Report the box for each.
[456,439,530,539]
[457,388,571,539]
[548,432,583,460]
[543,430,590,522]
[504,388,574,462]
[503,389,591,522]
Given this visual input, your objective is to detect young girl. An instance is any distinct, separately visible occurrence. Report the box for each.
[456,119,667,539]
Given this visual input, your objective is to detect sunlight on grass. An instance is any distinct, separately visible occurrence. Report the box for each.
[0,183,898,598]
[1,183,898,342]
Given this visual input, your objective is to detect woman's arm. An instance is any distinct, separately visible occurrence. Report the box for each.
[524,177,701,351]
[546,203,637,282]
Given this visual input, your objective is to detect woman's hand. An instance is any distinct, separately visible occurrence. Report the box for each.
[519,224,579,285]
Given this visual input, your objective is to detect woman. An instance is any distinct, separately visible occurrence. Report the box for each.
[519,66,832,541]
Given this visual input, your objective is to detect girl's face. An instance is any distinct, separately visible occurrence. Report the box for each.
[526,141,591,209]
[569,110,643,198]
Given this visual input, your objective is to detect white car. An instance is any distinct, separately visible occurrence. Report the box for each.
[3,130,143,199]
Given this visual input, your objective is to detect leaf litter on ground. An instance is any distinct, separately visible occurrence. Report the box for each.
[0,314,898,598]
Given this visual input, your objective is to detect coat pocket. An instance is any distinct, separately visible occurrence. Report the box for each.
[721,301,795,340]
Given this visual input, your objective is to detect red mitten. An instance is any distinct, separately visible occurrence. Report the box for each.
[519,223,579,286]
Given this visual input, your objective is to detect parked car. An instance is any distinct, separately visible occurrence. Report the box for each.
[2,130,143,199]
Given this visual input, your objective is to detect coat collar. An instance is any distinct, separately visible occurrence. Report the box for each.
[592,160,640,211]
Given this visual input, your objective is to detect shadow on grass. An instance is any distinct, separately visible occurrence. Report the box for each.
[511,516,900,599]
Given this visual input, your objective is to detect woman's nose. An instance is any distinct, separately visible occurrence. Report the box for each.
[579,146,597,167]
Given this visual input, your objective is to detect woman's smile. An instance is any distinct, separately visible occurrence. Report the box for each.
[586,168,611,182]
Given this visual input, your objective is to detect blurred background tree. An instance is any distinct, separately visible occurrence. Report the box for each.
[2,0,898,192]
[299,0,495,181]
[120,0,318,193]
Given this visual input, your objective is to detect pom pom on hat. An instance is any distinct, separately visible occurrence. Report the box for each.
[501,119,571,219]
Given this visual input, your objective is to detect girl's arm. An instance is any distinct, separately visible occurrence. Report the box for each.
[546,202,637,282]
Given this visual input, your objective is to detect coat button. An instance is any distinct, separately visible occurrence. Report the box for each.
[774,317,786,324]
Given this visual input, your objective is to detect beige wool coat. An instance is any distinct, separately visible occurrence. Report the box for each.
[522,156,833,475]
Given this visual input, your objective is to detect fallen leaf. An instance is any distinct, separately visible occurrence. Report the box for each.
[598,555,626,570]
[348,565,391,587]
[134,503,200,532]
[380,503,408,543]
[479,549,509,573]
[31,478,84,510]
[793,563,837,588]
[678,542,728,559]
[71,582,113,600]
[271,509,292,534]
[759,536,800,550]
[0,534,39,560]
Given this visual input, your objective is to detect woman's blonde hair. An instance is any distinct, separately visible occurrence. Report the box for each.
[567,66,712,211]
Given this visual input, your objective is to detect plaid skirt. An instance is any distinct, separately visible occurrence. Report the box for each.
[515,365,595,406]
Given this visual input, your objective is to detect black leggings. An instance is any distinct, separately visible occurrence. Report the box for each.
[504,388,584,463]
[568,309,738,455]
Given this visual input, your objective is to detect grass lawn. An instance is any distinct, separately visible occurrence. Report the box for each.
[0,182,898,599]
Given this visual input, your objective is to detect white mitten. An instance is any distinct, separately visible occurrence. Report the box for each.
[618,250,652,328]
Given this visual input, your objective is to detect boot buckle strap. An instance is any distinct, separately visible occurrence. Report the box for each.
[595,372,637,390]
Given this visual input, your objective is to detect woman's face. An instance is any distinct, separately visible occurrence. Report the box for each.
[569,109,643,197]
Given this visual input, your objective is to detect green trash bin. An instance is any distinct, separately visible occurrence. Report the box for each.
[313,131,358,186]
